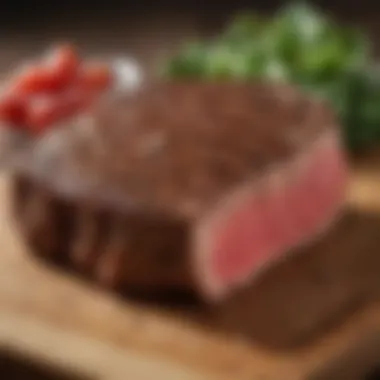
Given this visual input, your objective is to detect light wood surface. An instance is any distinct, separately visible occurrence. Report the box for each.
[0,151,380,379]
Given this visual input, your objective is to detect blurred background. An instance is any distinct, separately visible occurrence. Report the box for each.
[0,0,379,73]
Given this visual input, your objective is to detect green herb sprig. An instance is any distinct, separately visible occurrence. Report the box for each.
[162,3,379,152]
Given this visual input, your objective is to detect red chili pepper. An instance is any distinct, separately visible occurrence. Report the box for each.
[25,96,58,134]
[0,93,27,127]
[0,43,112,135]
[26,87,93,134]
[12,66,54,94]
[79,63,113,92]
[45,44,80,86]
[13,45,80,95]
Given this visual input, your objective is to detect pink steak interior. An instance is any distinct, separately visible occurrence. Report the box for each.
[198,131,348,299]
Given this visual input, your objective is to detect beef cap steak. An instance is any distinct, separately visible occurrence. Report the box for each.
[11,81,348,301]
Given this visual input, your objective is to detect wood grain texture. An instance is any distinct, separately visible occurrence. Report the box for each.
[0,313,209,380]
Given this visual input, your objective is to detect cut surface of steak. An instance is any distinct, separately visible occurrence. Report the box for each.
[10,81,348,300]
[197,130,347,298]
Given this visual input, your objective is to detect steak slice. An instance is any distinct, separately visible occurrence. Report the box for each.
[10,81,348,301]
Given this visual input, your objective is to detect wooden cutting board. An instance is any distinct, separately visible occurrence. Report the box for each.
[2,151,380,379]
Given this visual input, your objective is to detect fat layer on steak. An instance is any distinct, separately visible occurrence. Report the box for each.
[10,82,348,300]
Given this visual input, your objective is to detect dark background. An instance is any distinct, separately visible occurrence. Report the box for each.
[0,1,379,73]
